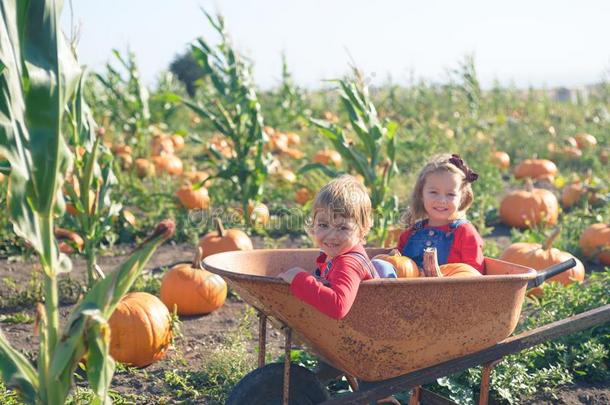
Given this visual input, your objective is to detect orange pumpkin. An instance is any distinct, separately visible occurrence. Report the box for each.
[286,132,301,146]
[282,148,304,159]
[152,155,183,176]
[422,248,481,278]
[160,249,227,315]
[275,169,296,184]
[294,188,313,205]
[248,201,270,226]
[513,159,557,182]
[374,251,419,278]
[55,228,84,254]
[500,229,585,296]
[134,158,155,178]
[600,148,609,164]
[561,181,586,208]
[313,149,342,167]
[499,181,558,229]
[490,151,510,170]
[269,132,289,152]
[151,135,175,156]
[108,292,172,367]
[116,152,133,170]
[182,171,212,187]
[579,223,610,265]
[198,218,253,259]
[574,133,597,150]
[170,134,185,151]
[111,144,132,155]
[176,184,210,210]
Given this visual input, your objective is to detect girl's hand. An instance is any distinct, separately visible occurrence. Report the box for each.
[278,267,307,283]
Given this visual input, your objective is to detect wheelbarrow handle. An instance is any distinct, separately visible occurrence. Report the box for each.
[527,258,576,289]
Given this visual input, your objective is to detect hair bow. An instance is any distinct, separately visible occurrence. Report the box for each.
[449,154,479,183]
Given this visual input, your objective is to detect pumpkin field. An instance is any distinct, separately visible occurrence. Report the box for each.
[1,3,609,405]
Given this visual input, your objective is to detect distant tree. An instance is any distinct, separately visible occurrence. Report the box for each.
[169,51,203,97]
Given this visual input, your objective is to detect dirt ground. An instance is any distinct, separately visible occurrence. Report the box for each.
[0,230,608,404]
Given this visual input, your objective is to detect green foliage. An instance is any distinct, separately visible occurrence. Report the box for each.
[182,11,271,229]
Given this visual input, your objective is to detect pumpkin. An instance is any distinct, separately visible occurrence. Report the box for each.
[294,188,313,205]
[275,169,296,183]
[111,144,132,155]
[198,218,253,259]
[500,229,585,296]
[66,189,96,216]
[116,152,133,170]
[134,158,155,178]
[269,132,289,152]
[170,134,185,151]
[600,148,609,164]
[282,148,304,159]
[323,111,339,123]
[490,151,510,170]
[313,149,342,167]
[55,228,84,254]
[108,292,172,367]
[561,180,586,208]
[574,133,597,150]
[374,251,419,278]
[160,248,227,315]
[513,159,557,182]
[422,248,481,278]
[286,132,301,146]
[152,155,183,176]
[151,135,175,156]
[499,181,558,229]
[579,223,610,265]
[248,201,270,226]
[176,184,210,210]
[182,171,212,187]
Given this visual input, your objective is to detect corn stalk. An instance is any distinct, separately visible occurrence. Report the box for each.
[65,71,121,287]
[0,1,173,403]
[303,68,399,242]
[182,11,270,228]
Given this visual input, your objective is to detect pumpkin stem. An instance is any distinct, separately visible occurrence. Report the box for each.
[215,218,225,237]
[542,228,561,250]
[193,246,204,269]
[524,178,534,192]
[422,247,443,277]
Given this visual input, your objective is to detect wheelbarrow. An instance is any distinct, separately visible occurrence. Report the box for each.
[202,248,610,404]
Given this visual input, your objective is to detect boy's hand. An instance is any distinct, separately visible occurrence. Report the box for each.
[278,267,307,283]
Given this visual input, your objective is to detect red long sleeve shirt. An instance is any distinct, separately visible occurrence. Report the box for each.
[290,244,374,320]
[396,221,485,273]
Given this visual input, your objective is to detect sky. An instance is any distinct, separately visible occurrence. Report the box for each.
[60,0,610,90]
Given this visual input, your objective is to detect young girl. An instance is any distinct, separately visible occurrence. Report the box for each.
[396,153,485,273]
[278,175,378,320]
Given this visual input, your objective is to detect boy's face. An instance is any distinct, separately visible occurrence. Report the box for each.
[312,211,364,258]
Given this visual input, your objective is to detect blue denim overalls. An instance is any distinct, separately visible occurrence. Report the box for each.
[400,219,468,268]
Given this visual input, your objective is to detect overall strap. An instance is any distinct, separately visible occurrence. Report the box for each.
[344,251,379,279]
[449,218,468,230]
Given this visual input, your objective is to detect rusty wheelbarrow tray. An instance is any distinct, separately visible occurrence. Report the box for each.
[202,248,609,404]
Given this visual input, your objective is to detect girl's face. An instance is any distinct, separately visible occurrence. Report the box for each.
[422,171,463,226]
[312,210,364,258]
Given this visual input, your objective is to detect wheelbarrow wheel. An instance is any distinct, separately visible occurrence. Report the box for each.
[227,363,329,405]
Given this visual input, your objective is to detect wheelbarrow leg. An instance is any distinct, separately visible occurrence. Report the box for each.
[478,360,500,405]
[409,386,422,405]
[283,327,292,405]
[258,311,267,368]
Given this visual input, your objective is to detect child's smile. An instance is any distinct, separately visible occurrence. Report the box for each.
[422,171,462,226]
[312,211,363,258]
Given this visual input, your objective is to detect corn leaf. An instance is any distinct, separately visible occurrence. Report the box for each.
[0,329,38,403]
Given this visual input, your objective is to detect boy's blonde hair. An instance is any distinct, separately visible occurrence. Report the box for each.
[405,154,475,227]
[308,174,372,235]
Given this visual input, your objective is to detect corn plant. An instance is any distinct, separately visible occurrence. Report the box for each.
[304,68,399,242]
[64,72,121,287]
[0,1,173,403]
[92,49,150,153]
[182,11,270,228]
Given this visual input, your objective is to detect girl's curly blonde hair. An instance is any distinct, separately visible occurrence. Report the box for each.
[403,154,476,227]
[307,174,372,235]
